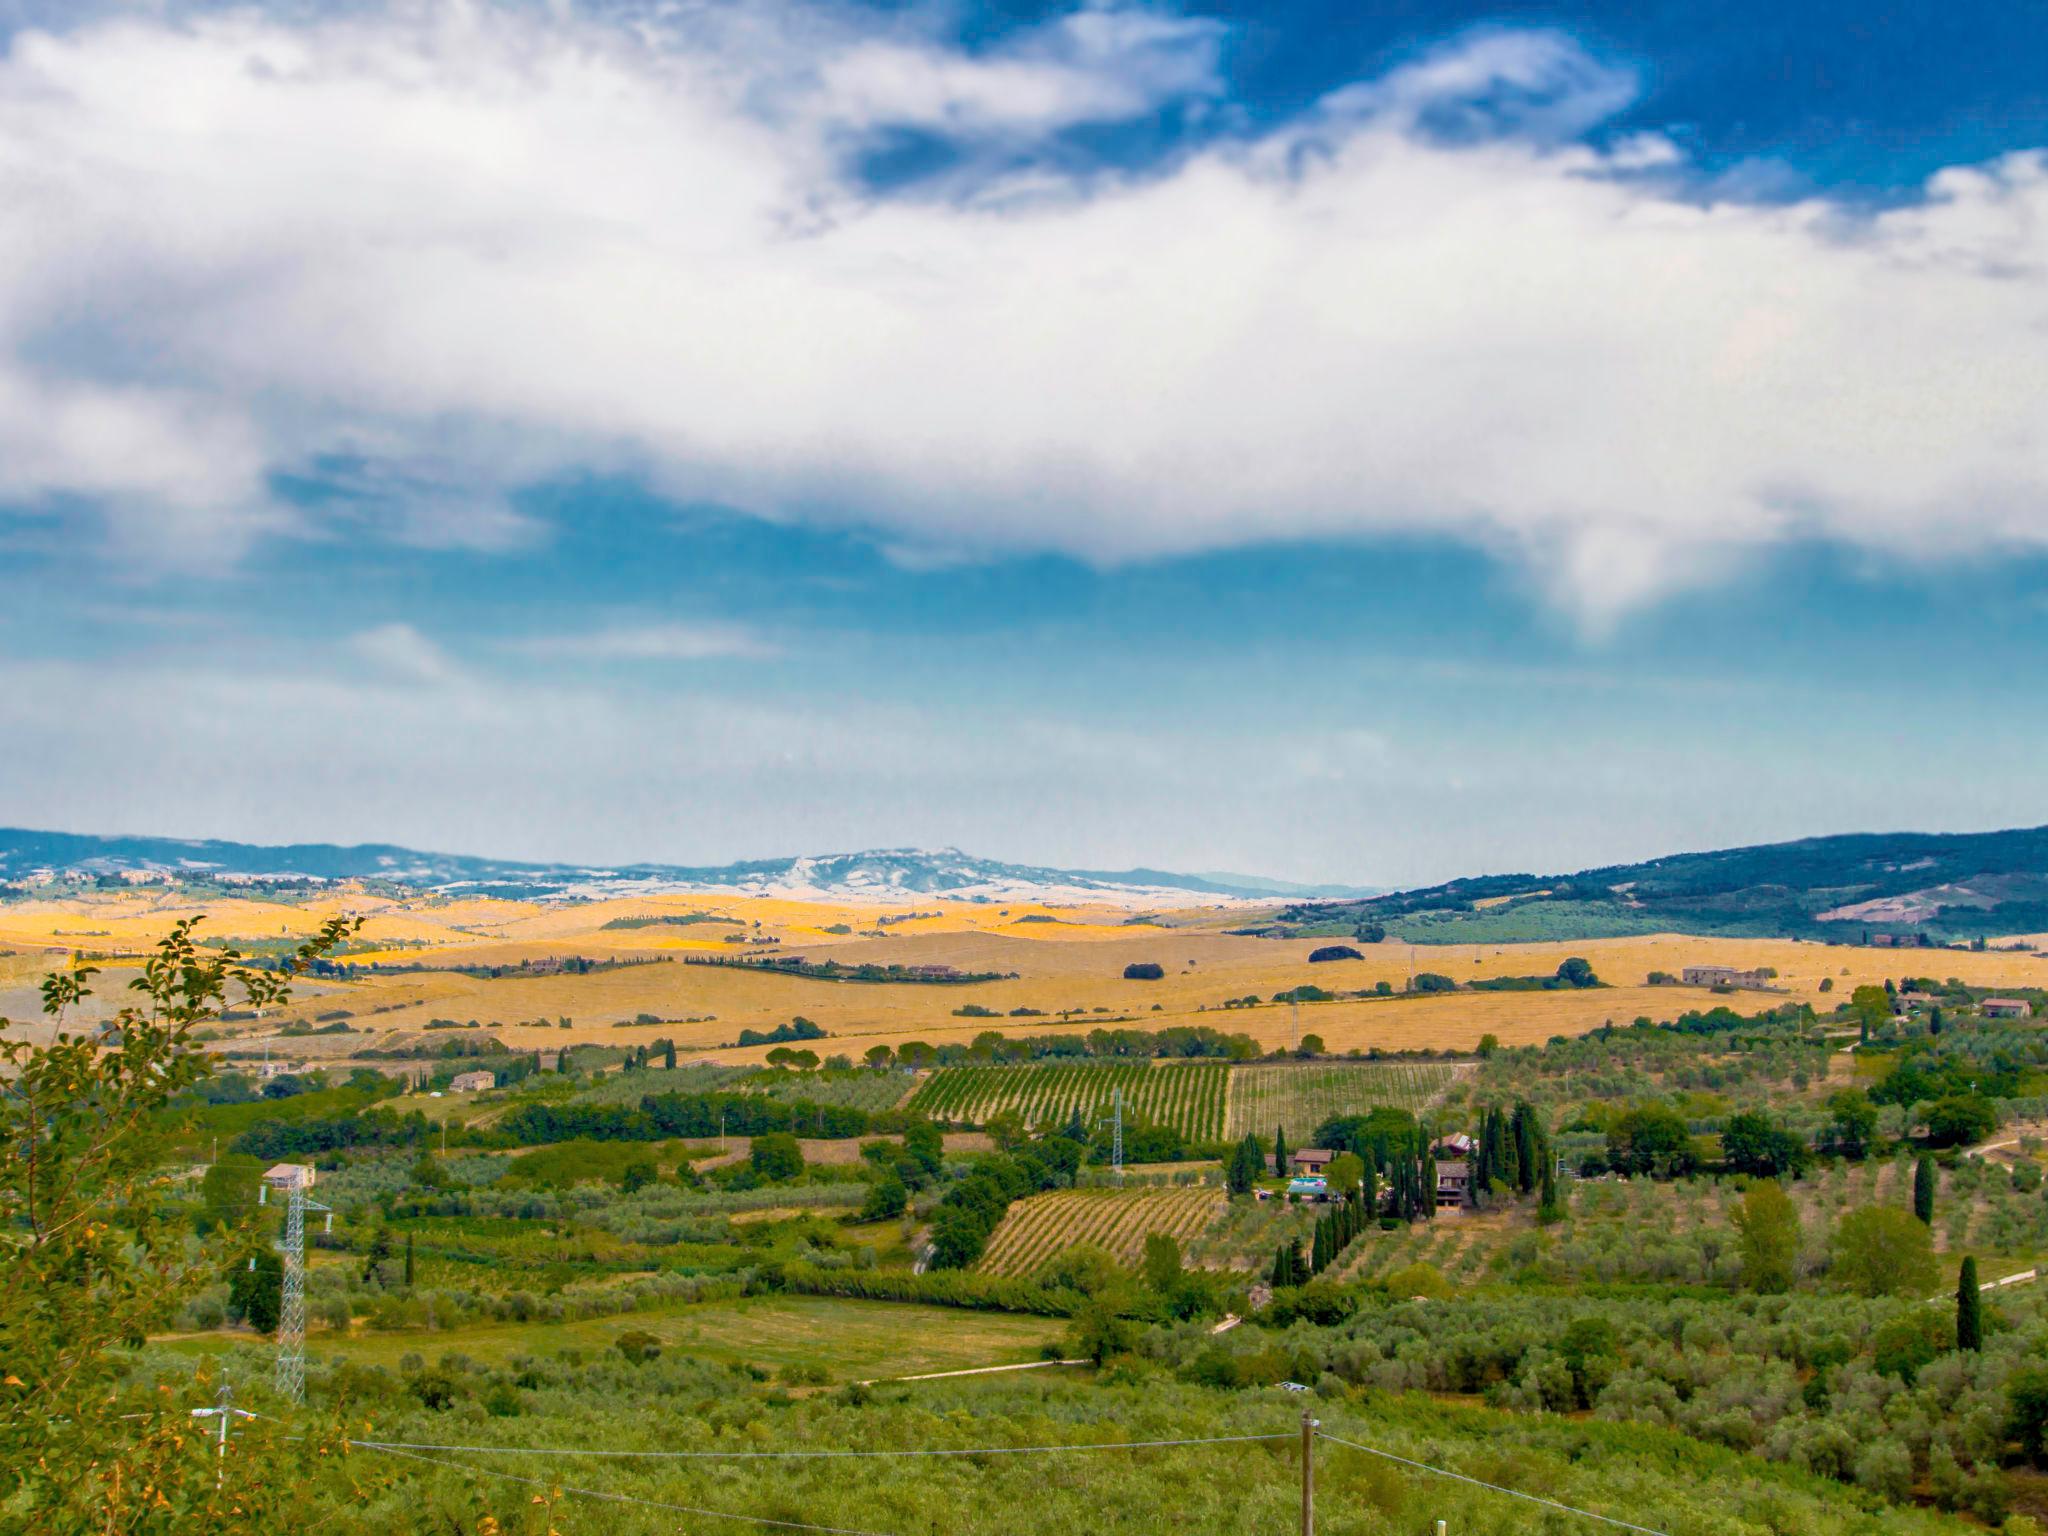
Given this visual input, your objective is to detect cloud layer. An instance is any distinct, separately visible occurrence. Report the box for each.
[2,3,2046,617]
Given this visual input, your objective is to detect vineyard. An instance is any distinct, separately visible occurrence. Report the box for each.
[908,1061,1229,1140]
[976,1187,1226,1277]
[1223,1061,1460,1139]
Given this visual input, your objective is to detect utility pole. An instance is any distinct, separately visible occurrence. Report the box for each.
[1300,1406,1318,1536]
[189,1376,250,1490]
[275,1175,333,1405]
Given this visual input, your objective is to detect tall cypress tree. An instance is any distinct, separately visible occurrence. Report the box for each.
[403,1230,415,1287]
[1538,1154,1562,1224]
[1914,1155,1937,1225]
[663,1040,677,1070]
[1957,1256,1983,1351]
[1421,1147,1437,1221]
[1274,1125,1290,1177]
[1512,1104,1539,1195]
[1362,1150,1379,1219]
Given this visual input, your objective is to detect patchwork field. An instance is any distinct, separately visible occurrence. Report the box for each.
[977,1187,1227,1277]
[1223,1061,1460,1140]
[8,888,2046,1071]
[910,1061,1230,1140]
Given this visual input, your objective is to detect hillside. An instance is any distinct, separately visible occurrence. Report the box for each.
[1266,824,2048,944]
[0,828,1375,904]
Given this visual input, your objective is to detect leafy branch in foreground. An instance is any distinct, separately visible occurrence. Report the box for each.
[0,914,356,1534]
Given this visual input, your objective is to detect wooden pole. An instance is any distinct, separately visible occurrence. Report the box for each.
[1300,1406,1317,1536]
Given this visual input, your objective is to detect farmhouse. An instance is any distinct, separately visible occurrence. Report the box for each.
[1290,1148,1337,1176]
[262,1163,314,1193]
[449,1070,496,1092]
[1435,1159,1473,1209]
[1433,1133,1474,1159]
[1681,965,1775,989]
[1983,998,2033,1020]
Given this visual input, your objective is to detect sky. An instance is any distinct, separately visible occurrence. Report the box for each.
[1,0,2046,889]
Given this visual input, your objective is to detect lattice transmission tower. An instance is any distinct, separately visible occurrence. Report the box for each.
[263,1175,332,1404]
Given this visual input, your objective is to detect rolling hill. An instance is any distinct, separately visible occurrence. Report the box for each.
[0,828,1376,904]
[1262,824,2048,944]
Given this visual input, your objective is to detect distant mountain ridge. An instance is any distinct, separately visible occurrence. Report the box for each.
[0,828,1378,904]
[1266,824,2048,945]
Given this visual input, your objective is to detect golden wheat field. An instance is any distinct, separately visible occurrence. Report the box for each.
[4,889,2045,1067]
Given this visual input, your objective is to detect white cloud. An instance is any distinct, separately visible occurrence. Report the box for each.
[512,621,779,661]
[349,622,464,686]
[0,3,2045,621]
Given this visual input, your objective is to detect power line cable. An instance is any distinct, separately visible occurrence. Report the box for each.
[345,1431,1295,1461]
[353,1440,903,1536]
[1315,1429,1674,1536]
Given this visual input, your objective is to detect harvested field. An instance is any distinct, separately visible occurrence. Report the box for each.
[977,1186,1225,1277]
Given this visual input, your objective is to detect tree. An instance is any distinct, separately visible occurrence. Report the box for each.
[903,1120,945,1180]
[1555,956,1598,988]
[0,915,355,1530]
[859,1175,908,1222]
[404,1230,416,1287]
[662,1040,678,1070]
[1832,1204,1938,1297]
[1826,1088,1878,1160]
[1297,1033,1325,1058]
[228,1248,284,1334]
[863,1044,894,1070]
[1225,1133,1265,1195]
[1410,972,1455,993]
[1956,1255,1983,1351]
[750,1132,805,1182]
[1606,1104,1698,1177]
[1914,1154,1937,1224]
[2009,1367,2048,1465]
[1273,1125,1290,1176]
[1731,1180,1801,1293]
[1924,1094,1998,1149]
[1849,984,1893,1036]
[1537,1155,1563,1225]
[1721,1112,1809,1178]
[1476,1033,1500,1058]
[1142,1233,1182,1292]
[620,1157,657,1193]
[362,1224,397,1288]
[1324,1152,1364,1199]
[1122,962,1165,980]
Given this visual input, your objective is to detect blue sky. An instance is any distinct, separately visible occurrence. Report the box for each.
[1,0,2045,886]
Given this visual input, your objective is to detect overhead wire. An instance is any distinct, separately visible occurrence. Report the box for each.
[1315,1428,1675,1535]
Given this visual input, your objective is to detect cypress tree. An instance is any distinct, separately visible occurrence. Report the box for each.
[1513,1104,1540,1195]
[1421,1148,1437,1221]
[1270,1243,1291,1289]
[1502,1108,1523,1193]
[1289,1238,1308,1286]
[1274,1125,1290,1177]
[1538,1154,1562,1224]
[1914,1155,1937,1225]
[1362,1150,1379,1218]
[403,1230,415,1287]
[1957,1257,1983,1351]
[1311,1220,1330,1274]
[663,1040,677,1070]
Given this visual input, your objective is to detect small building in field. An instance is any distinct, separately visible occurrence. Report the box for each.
[1983,998,2032,1020]
[1681,965,1774,989]
[1434,1159,1472,1209]
[1290,1148,1337,1176]
[449,1070,496,1092]
[1433,1133,1474,1159]
[262,1163,314,1193]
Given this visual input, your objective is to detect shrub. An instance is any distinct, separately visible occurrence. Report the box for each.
[1307,946,1362,964]
[1123,963,1165,981]
[750,1133,805,1182]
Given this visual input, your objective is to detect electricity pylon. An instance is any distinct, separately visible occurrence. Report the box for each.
[272,1177,332,1404]
[1099,1087,1124,1180]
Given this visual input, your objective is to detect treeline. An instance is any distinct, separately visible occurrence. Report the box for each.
[928,1135,1085,1269]
[493,1090,898,1146]
[230,1107,431,1159]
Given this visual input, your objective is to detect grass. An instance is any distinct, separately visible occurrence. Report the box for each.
[164,1294,1065,1382]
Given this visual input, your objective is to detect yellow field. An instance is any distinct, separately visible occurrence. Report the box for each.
[9,889,2046,1068]
[977,1186,1226,1277]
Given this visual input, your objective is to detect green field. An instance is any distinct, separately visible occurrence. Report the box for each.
[909,1060,1228,1139]
[163,1294,1064,1383]
[1223,1061,1458,1139]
